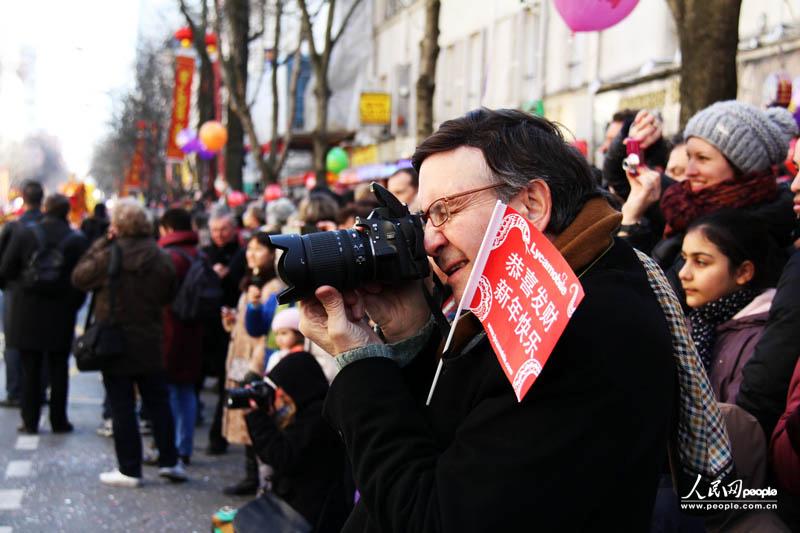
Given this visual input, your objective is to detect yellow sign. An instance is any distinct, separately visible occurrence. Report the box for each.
[351,145,379,167]
[359,92,391,125]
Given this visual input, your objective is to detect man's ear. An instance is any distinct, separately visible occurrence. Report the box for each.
[508,179,552,233]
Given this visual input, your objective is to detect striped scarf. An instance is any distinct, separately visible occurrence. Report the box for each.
[635,250,734,492]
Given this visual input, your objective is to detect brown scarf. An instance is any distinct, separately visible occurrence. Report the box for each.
[553,196,623,272]
[660,171,778,238]
[442,197,622,355]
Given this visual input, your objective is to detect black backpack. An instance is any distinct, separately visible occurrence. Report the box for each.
[169,247,224,321]
[21,223,71,293]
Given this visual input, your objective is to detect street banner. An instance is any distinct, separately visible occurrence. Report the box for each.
[166,54,195,160]
[429,202,585,403]
[125,121,147,190]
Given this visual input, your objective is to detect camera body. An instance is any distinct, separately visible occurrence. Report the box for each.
[226,379,275,409]
[268,183,429,303]
[623,138,642,176]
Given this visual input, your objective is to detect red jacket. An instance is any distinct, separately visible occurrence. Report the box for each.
[159,230,204,384]
[770,356,800,498]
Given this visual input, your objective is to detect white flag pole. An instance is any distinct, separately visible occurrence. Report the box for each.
[426,200,506,406]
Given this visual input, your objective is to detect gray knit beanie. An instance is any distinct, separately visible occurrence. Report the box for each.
[683,100,798,175]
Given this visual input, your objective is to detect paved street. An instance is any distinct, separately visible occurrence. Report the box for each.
[0,350,252,532]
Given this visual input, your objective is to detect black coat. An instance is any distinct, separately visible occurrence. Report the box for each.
[202,240,246,308]
[71,236,176,376]
[324,238,676,532]
[738,250,800,438]
[80,215,110,245]
[246,401,349,533]
[0,209,43,331]
[0,216,89,352]
[201,240,246,374]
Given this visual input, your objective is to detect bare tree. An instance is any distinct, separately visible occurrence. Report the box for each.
[416,0,440,144]
[297,0,364,184]
[179,0,217,190]
[91,41,172,198]
[213,0,302,186]
[667,0,743,128]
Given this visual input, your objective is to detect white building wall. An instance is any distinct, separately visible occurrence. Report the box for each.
[354,0,800,163]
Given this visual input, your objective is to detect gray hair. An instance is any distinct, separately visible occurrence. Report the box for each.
[266,197,297,228]
[112,198,153,237]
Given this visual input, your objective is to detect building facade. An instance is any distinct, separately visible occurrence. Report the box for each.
[356,0,800,167]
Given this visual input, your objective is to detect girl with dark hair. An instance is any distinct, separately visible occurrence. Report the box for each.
[220,231,283,495]
[679,210,781,402]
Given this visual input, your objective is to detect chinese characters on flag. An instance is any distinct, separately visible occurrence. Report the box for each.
[458,202,585,401]
[166,54,195,160]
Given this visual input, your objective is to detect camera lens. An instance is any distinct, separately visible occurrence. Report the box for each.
[269,228,373,303]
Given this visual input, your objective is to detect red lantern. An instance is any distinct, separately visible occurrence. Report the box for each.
[205,33,218,54]
[304,172,316,189]
[264,184,282,201]
[175,27,193,40]
[175,27,193,48]
[227,190,247,208]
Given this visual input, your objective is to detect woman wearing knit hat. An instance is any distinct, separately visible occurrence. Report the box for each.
[623,100,798,295]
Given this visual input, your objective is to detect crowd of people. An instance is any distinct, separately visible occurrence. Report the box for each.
[0,98,799,531]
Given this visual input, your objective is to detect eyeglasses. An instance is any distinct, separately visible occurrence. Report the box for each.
[417,183,504,227]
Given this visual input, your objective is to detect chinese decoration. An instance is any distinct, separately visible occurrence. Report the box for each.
[166,53,196,160]
[445,202,585,402]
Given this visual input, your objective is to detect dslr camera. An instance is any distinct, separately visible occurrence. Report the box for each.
[226,379,275,410]
[268,182,429,303]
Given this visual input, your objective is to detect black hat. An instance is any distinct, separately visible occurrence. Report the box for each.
[268,352,329,410]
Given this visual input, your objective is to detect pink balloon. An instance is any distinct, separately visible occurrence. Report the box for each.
[553,0,639,32]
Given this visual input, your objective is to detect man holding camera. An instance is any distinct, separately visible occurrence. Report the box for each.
[299,109,677,531]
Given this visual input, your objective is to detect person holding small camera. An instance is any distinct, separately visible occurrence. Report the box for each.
[243,351,350,533]
[220,231,281,495]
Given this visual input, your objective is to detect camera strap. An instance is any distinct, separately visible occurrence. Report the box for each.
[422,276,453,356]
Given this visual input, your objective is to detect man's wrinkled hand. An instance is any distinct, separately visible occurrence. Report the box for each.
[299,286,382,356]
[358,280,431,344]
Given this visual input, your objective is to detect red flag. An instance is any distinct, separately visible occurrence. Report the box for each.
[431,202,585,403]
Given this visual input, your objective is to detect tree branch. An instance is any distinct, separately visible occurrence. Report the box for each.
[320,0,336,72]
[213,0,271,183]
[297,0,321,66]
[248,29,265,42]
[331,0,364,47]
[275,43,303,174]
[179,0,213,73]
